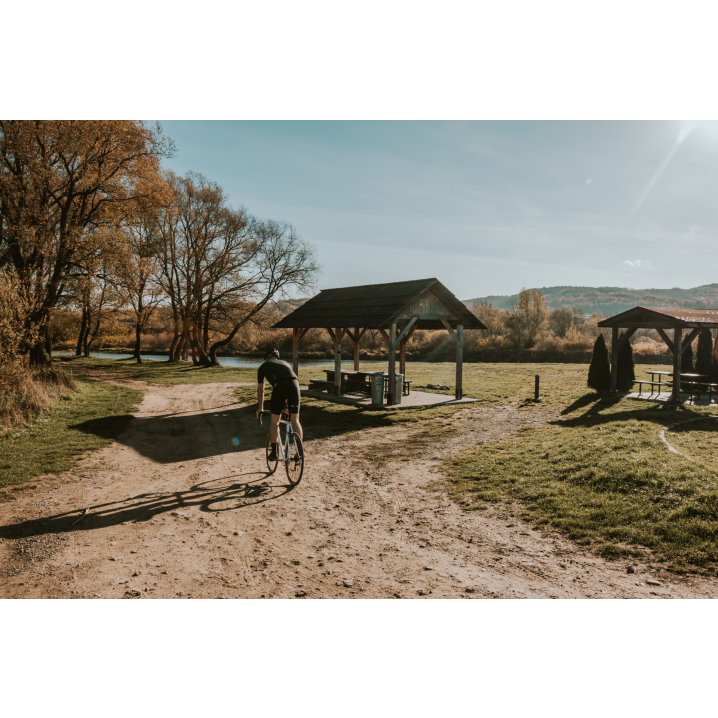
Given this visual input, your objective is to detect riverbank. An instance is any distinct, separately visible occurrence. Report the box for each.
[55,345,675,366]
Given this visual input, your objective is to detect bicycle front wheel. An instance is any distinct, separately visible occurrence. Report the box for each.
[266,431,278,474]
[285,434,304,486]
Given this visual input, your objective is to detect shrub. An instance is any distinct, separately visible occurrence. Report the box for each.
[587,334,611,393]
[696,328,713,380]
[616,333,635,392]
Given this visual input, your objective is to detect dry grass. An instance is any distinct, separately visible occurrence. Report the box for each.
[0,366,77,433]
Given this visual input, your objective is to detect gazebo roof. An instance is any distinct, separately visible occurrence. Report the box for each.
[273,278,485,331]
[598,306,718,329]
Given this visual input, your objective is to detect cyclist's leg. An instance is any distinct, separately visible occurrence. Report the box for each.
[289,413,303,440]
[269,413,281,443]
[287,379,302,439]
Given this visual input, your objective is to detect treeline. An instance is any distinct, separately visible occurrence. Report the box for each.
[51,286,681,367]
[471,284,718,317]
[0,120,318,428]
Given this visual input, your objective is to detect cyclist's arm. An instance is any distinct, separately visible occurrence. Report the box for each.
[256,364,266,417]
[256,381,265,418]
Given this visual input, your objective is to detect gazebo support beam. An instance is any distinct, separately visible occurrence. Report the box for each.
[399,325,417,377]
[345,328,367,371]
[328,328,346,395]
[440,319,464,399]
[388,322,397,405]
[292,327,309,376]
[455,325,463,399]
[672,326,682,402]
[610,327,619,393]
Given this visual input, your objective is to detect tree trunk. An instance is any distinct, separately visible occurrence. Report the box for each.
[209,322,248,366]
[85,318,100,357]
[134,321,143,364]
[44,324,52,364]
[29,338,50,367]
[167,316,181,362]
[191,324,211,367]
[76,308,88,356]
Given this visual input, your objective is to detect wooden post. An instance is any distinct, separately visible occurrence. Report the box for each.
[399,337,406,377]
[610,327,619,393]
[672,326,682,402]
[334,328,342,396]
[353,329,360,371]
[292,328,299,376]
[388,322,397,405]
[455,324,463,400]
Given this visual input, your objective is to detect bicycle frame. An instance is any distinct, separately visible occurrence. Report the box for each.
[261,411,293,462]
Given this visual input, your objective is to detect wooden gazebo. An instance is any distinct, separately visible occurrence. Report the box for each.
[273,278,486,404]
[598,306,718,401]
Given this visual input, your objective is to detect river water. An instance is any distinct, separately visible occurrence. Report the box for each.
[53,351,376,368]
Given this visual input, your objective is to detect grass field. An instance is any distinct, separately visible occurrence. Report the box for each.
[447,380,718,573]
[35,355,718,572]
[59,355,586,406]
[0,374,142,495]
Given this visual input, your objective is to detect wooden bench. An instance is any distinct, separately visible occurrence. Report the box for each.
[680,380,718,401]
[308,379,334,393]
[344,379,371,396]
[633,380,669,396]
[403,380,412,396]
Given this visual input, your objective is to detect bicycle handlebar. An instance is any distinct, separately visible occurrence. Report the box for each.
[258,409,289,426]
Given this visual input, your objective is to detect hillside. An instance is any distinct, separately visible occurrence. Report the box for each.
[465,284,718,317]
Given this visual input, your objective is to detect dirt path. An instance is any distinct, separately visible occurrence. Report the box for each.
[2,375,718,599]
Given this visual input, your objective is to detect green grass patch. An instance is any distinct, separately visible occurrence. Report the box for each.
[447,376,718,572]
[0,374,142,493]
[296,361,589,408]
[57,356,587,408]
[56,356,258,385]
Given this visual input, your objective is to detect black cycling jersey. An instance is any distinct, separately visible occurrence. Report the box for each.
[257,358,297,388]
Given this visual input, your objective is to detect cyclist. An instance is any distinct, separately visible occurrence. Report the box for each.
[256,348,303,462]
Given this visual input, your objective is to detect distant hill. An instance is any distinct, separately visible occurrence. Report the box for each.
[465,284,718,317]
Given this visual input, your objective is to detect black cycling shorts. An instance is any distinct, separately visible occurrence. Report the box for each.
[270,378,301,415]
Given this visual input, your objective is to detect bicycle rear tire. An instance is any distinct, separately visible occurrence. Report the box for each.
[266,431,278,474]
[285,434,304,486]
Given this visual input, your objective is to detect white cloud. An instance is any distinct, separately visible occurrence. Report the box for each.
[624,259,653,269]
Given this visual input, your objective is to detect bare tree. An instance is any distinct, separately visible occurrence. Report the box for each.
[115,206,165,363]
[156,171,253,365]
[156,172,319,366]
[207,218,319,365]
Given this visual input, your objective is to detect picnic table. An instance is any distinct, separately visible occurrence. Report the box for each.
[315,369,413,398]
[635,371,715,400]
[322,369,372,396]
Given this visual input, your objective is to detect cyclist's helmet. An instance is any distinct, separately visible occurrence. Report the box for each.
[264,348,280,361]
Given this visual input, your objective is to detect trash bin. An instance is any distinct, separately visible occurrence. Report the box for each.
[369,373,384,405]
[392,373,404,405]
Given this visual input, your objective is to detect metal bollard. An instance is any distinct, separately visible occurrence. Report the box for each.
[534,374,540,402]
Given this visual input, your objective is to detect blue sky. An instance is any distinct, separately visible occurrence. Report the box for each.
[160,121,718,300]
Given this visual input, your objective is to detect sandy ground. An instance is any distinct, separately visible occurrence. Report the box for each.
[3,372,718,599]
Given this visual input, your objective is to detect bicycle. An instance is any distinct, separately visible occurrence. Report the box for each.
[259,410,304,486]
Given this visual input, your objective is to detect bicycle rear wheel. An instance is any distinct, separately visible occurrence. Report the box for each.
[265,431,278,474]
[285,434,304,486]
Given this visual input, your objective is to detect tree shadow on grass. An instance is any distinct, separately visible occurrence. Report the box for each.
[0,471,293,541]
[560,392,605,415]
[553,394,703,429]
[69,400,460,464]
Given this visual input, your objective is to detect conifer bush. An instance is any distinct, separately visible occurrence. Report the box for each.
[616,333,636,392]
[696,329,714,380]
[587,333,611,393]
